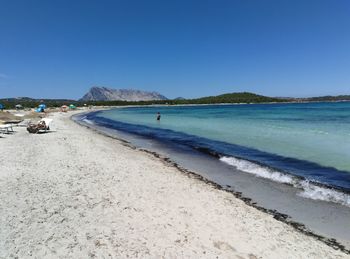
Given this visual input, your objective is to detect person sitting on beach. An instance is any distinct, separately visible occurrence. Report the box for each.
[27,120,47,133]
[156,112,161,121]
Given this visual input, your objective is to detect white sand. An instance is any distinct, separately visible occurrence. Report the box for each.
[0,111,348,259]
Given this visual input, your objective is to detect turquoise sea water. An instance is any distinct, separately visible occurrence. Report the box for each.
[99,102,350,174]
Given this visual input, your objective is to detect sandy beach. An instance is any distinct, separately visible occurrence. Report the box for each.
[0,111,348,258]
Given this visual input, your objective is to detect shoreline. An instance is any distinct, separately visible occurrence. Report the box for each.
[0,110,348,258]
[86,99,350,109]
[76,109,350,199]
[73,110,350,254]
[141,149,350,253]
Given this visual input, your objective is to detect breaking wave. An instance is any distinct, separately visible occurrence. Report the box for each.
[299,181,350,207]
[82,117,95,125]
[220,156,295,184]
[220,156,350,207]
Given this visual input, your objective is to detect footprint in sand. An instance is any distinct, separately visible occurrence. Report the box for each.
[213,241,236,252]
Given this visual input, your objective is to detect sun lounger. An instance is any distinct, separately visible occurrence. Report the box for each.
[40,118,53,130]
[27,118,53,134]
[0,124,14,134]
[17,119,31,127]
[3,120,23,125]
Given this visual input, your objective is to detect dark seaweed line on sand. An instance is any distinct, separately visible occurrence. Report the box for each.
[72,115,350,255]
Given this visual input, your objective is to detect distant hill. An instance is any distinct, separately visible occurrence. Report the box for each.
[273,95,350,102]
[304,95,350,102]
[180,92,285,104]
[80,86,167,101]
[83,92,288,106]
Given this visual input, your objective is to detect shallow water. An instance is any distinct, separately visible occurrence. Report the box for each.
[98,103,350,172]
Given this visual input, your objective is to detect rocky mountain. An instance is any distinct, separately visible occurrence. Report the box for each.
[80,87,167,102]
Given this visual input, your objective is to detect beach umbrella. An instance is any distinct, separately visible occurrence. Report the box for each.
[0,103,4,110]
[69,104,76,109]
[15,104,23,110]
[37,103,46,112]
[61,105,68,112]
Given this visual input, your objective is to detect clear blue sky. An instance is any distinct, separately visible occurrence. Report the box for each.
[0,0,350,99]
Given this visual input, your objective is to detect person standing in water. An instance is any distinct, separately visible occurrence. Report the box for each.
[156,112,161,121]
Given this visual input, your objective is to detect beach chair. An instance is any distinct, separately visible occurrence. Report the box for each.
[40,118,53,131]
[0,124,14,134]
[17,119,30,127]
[27,118,53,134]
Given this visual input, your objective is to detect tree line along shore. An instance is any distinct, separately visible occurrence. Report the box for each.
[1,92,350,109]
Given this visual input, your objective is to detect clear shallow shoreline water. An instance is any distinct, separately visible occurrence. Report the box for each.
[82,103,350,203]
[73,110,350,249]
[81,112,350,207]
[98,102,350,173]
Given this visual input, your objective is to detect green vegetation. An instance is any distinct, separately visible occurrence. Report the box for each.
[305,95,350,102]
[0,92,286,109]
[84,92,287,106]
[184,92,284,104]
[0,98,78,109]
[2,92,350,110]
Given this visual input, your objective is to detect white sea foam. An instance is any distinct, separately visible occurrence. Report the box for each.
[220,156,294,184]
[220,156,350,207]
[298,181,350,207]
[83,118,94,125]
